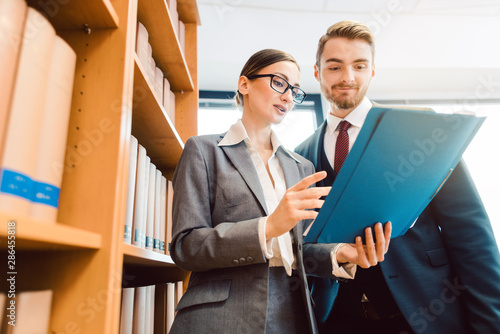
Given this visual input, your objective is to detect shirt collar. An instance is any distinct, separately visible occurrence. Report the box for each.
[218,119,249,147]
[326,97,372,134]
[218,120,300,163]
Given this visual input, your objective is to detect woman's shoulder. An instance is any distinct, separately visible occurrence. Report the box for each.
[185,133,226,147]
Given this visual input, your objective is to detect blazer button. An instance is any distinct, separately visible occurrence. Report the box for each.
[239,257,246,264]
[232,259,239,266]
[246,256,254,263]
[298,244,302,251]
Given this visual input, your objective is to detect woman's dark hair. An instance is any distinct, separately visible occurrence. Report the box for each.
[235,49,299,108]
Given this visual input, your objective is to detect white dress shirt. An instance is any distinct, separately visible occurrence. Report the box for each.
[219,120,356,279]
[324,97,372,169]
[218,120,296,275]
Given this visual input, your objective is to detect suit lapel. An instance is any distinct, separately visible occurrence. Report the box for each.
[276,148,304,244]
[220,141,269,215]
[276,148,300,189]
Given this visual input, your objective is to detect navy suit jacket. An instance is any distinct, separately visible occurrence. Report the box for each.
[295,105,500,333]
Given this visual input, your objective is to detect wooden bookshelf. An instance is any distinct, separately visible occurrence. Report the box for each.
[122,244,188,287]
[0,0,199,332]
[0,212,101,250]
[123,243,175,265]
[178,0,201,23]
[137,0,194,91]
[132,55,184,172]
[26,0,119,30]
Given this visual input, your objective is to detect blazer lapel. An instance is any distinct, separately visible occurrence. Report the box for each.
[276,148,304,244]
[220,141,269,215]
[276,148,301,189]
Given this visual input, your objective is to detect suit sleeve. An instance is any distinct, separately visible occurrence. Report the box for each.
[170,137,267,272]
[431,160,500,332]
[303,243,341,279]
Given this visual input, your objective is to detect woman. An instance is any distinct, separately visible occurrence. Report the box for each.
[169,49,390,334]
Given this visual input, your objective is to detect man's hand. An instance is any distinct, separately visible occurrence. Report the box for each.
[336,221,392,268]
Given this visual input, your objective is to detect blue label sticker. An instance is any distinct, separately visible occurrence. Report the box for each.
[146,236,153,248]
[133,229,142,243]
[0,169,33,201]
[32,181,60,208]
[124,225,132,240]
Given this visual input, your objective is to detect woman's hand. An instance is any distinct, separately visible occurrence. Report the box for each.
[266,171,331,239]
[336,221,392,268]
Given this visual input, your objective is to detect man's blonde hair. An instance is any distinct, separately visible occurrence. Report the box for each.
[316,20,375,68]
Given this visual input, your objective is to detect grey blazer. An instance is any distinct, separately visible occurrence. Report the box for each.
[169,134,336,334]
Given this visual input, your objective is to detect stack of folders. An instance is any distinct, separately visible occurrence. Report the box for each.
[0,290,53,334]
[0,1,77,223]
[119,281,184,334]
[136,16,183,126]
[123,136,174,255]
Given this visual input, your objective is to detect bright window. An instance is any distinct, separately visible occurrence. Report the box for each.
[198,92,321,151]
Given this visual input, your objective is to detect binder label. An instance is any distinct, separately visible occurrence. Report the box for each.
[124,225,131,240]
[146,236,153,248]
[0,169,33,201]
[32,181,60,208]
[133,229,142,243]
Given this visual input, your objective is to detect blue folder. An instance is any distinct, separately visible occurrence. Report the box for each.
[304,107,485,244]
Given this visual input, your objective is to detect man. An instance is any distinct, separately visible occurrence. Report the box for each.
[296,20,500,333]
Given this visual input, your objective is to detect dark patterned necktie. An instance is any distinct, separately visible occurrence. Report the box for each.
[334,120,351,174]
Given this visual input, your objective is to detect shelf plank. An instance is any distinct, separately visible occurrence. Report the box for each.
[122,264,188,287]
[137,0,194,91]
[26,0,119,30]
[0,211,102,250]
[122,244,188,287]
[177,0,201,24]
[132,55,184,172]
[123,243,175,267]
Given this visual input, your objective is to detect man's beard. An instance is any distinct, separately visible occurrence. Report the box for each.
[322,82,369,110]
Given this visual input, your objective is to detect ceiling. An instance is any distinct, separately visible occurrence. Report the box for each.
[196,0,500,101]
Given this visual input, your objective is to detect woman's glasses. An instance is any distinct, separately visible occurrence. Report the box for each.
[247,74,307,104]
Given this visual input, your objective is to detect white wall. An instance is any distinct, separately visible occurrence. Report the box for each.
[197,1,500,100]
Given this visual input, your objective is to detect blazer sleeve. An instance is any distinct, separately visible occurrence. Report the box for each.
[170,137,267,272]
[431,159,500,332]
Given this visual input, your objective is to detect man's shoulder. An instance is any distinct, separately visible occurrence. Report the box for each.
[295,121,326,154]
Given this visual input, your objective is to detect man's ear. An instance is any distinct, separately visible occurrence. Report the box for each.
[314,64,320,82]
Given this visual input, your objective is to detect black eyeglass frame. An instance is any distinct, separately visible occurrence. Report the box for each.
[246,74,307,104]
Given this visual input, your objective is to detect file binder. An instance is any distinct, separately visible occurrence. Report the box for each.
[304,107,485,243]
